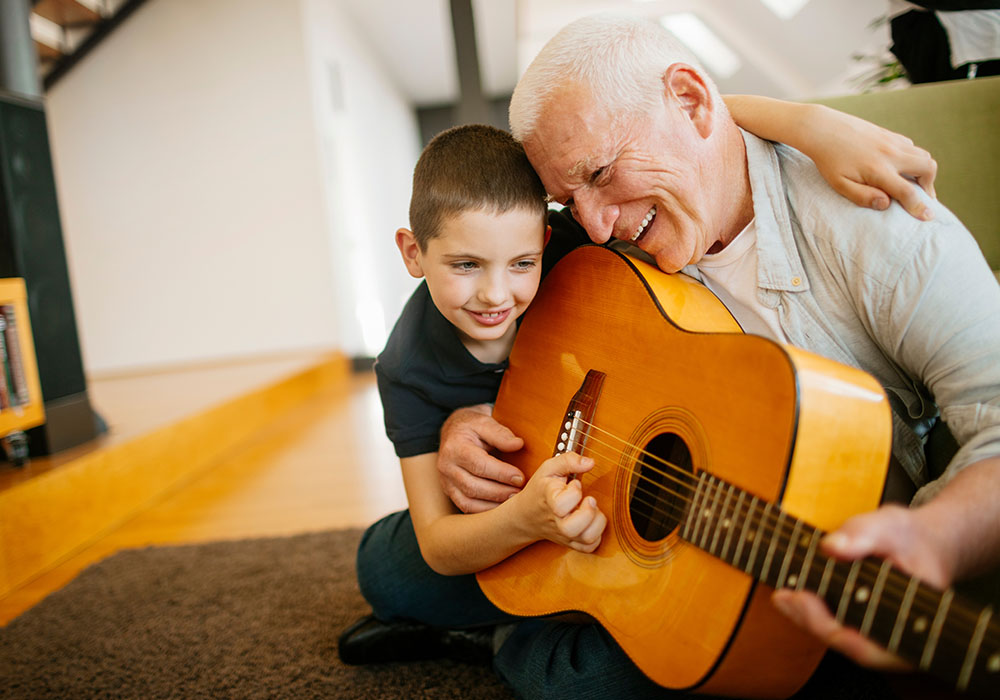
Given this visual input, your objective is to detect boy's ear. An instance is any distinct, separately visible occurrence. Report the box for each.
[662,63,714,140]
[395,228,425,279]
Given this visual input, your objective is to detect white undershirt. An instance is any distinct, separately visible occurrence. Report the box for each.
[695,219,788,343]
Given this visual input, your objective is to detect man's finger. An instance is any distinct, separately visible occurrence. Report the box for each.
[439,443,525,486]
[440,460,522,500]
[772,589,910,671]
[443,407,525,453]
[477,421,526,453]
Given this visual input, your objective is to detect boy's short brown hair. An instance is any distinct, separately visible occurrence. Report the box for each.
[409,124,547,250]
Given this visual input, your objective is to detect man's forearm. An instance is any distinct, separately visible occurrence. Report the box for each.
[912,456,1000,583]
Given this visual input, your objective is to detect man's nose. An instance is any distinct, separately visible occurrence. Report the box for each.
[573,189,619,243]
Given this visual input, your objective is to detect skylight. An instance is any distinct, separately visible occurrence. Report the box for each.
[759,0,811,20]
[659,13,742,79]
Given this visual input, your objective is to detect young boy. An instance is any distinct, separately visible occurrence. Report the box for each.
[374,124,605,581]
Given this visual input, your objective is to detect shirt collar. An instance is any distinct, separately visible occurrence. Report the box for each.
[740,129,810,293]
[424,286,508,377]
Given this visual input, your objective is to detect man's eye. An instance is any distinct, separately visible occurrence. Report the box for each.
[590,166,608,184]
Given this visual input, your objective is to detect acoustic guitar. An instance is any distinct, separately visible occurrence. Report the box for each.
[476,245,999,698]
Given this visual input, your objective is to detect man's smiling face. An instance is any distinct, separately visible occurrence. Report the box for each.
[522,79,727,274]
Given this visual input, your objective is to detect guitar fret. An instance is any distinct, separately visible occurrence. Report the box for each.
[734,496,758,572]
[759,510,786,584]
[709,483,734,556]
[683,477,706,541]
[860,559,892,636]
[776,519,802,589]
[796,527,821,591]
[957,606,994,692]
[835,560,862,623]
[698,476,721,552]
[920,588,954,671]
[745,502,772,576]
[888,576,920,654]
[719,488,742,564]
[624,461,1000,695]
[818,556,835,600]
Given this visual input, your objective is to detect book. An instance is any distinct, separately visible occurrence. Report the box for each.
[1,305,30,406]
[0,312,11,410]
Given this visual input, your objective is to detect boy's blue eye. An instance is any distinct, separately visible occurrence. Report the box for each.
[452,261,478,271]
[513,260,537,270]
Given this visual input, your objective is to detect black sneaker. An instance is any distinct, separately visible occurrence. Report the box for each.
[337,614,494,666]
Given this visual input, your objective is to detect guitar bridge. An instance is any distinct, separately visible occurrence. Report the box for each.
[554,369,606,458]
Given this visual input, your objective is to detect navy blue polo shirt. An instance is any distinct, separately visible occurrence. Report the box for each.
[374,208,589,458]
[375,282,509,458]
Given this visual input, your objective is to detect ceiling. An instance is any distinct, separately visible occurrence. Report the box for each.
[339,0,896,109]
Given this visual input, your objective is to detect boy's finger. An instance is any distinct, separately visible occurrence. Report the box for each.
[832,178,889,212]
[576,502,607,545]
[540,452,594,479]
[550,479,582,518]
[557,498,592,539]
[880,176,933,221]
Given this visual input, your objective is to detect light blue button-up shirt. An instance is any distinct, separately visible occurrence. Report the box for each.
[685,131,1000,505]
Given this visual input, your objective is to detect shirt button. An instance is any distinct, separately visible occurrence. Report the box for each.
[791,277,802,287]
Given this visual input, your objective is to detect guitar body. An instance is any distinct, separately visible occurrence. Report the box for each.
[476,246,892,698]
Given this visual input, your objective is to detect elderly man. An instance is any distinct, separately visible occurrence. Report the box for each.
[501,11,1000,672]
[347,14,1000,699]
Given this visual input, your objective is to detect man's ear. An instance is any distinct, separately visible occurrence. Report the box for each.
[662,63,714,140]
[395,228,425,278]
[543,224,552,247]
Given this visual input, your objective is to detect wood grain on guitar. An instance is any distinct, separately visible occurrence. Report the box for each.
[476,245,999,699]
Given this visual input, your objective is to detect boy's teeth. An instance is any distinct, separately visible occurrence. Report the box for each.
[631,205,656,241]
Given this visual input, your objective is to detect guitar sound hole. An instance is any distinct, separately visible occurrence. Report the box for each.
[629,433,693,542]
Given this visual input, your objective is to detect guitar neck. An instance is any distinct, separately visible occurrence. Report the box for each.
[681,472,1000,695]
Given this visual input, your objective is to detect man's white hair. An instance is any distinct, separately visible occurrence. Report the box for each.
[509,14,721,142]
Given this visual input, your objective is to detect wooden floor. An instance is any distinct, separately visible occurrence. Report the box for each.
[0,361,406,625]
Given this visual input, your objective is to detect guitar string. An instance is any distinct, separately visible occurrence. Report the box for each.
[577,440,1000,655]
[579,423,998,646]
[574,422,997,646]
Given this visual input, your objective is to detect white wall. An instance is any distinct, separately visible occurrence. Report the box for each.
[301,0,422,358]
[44,0,415,374]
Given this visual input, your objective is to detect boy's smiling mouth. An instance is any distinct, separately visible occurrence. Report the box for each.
[466,308,512,326]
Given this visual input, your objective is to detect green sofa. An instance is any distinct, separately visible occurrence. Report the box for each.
[814,76,1000,277]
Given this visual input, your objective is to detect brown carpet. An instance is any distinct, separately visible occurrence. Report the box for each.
[0,529,512,699]
[1,529,959,700]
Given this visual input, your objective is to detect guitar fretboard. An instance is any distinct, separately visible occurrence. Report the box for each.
[680,473,1000,695]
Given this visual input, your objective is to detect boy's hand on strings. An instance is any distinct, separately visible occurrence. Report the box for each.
[517,451,607,553]
[438,404,525,514]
